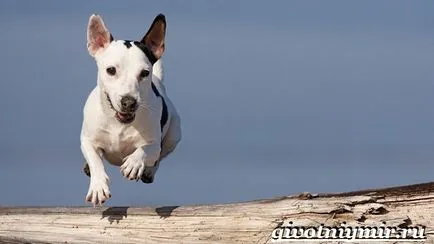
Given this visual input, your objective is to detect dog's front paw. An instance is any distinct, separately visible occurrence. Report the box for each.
[86,174,111,206]
[120,154,145,181]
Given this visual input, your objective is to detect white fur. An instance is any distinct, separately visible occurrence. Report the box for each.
[81,14,181,206]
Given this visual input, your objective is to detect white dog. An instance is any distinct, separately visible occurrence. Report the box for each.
[81,14,181,206]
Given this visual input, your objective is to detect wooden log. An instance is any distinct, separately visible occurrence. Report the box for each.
[1,182,433,243]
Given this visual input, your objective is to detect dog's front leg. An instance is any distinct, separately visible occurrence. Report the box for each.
[81,139,111,206]
[120,143,161,182]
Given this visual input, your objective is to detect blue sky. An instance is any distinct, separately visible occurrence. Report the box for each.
[0,0,433,206]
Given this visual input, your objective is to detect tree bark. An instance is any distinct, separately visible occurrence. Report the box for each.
[1,182,433,243]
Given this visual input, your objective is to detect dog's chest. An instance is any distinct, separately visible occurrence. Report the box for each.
[98,126,143,165]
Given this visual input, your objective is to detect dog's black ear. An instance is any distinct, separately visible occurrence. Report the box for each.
[87,14,113,57]
[140,14,166,60]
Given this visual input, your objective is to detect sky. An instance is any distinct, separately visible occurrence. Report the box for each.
[0,0,433,206]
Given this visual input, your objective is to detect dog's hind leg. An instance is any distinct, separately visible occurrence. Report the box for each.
[141,162,160,184]
[141,106,181,184]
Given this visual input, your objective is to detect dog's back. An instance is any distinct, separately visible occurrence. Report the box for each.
[152,58,182,160]
[153,59,164,84]
[151,59,167,97]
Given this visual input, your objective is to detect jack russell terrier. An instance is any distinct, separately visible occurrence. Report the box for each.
[81,13,181,206]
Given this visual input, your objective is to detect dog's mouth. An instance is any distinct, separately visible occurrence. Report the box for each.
[115,112,135,123]
[105,93,136,124]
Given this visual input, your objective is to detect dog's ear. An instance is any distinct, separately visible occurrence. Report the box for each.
[87,14,113,57]
[140,14,166,60]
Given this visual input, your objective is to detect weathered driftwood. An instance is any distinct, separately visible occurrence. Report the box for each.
[0,182,433,243]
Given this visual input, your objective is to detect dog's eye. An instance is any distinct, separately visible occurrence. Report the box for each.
[106,67,116,76]
[139,69,150,79]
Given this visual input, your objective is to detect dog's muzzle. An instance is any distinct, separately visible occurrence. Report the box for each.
[106,93,138,124]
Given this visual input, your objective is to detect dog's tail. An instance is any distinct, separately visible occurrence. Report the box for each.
[152,59,164,84]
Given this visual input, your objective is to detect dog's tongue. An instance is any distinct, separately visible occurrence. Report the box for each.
[117,112,128,119]
[116,112,132,122]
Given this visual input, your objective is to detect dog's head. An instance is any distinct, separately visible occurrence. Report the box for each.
[86,14,166,124]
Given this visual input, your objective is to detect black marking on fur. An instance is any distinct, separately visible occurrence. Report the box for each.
[83,163,90,177]
[123,41,132,49]
[121,40,158,64]
[151,83,168,132]
[109,34,114,42]
[133,41,158,64]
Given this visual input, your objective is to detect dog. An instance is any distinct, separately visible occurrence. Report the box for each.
[81,13,181,206]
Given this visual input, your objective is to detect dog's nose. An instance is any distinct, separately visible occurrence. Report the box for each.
[120,96,138,112]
